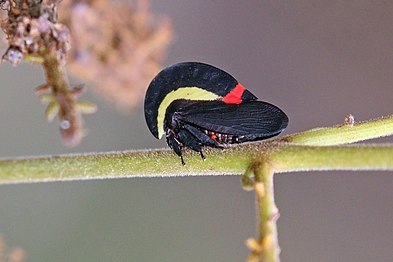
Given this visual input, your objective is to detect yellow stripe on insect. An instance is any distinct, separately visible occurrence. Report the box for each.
[157,87,220,138]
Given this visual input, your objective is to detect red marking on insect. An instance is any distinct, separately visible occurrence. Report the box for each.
[210,133,217,140]
[222,83,246,104]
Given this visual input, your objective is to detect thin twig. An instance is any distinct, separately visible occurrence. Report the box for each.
[281,114,393,145]
[0,143,393,184]
[246,162,280,262]
[1,0,96,146]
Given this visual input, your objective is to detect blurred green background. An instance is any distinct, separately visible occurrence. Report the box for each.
[1,1,393,261]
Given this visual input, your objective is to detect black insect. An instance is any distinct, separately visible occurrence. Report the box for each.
[144,62,289,165]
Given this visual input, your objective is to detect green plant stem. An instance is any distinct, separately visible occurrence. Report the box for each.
[0,114,391,184]
[0,148,251,184]
[1,143,393,184]
[281,115,393,145]
[246,163,280,262]
[247,143,393,262]
[0,114,390,183]
[271,144,393,172]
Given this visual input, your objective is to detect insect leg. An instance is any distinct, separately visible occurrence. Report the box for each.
[177,129,205,161]
[166,131,185,165]
[183,123,222,148]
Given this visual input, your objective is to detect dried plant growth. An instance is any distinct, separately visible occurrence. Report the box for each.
[0,0,96,146]
[59,0,173,110]
[0,0,172,145]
